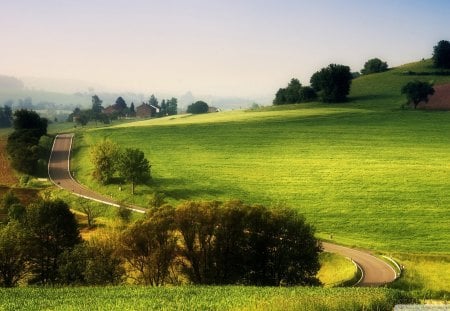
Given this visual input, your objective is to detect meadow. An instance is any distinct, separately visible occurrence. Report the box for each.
[0,286,413,311]
[65,60,450,295]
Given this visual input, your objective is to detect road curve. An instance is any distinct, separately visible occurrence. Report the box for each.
[322,242,397,286]
[49,134,397,286]
[48,133,146,213]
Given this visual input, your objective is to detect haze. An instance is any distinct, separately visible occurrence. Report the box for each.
[1,0,449,97]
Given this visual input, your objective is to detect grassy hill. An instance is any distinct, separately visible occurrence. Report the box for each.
[72,60,450,254]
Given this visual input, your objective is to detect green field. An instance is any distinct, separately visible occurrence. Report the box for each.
[0,286,413,311]
[72,61,450,254]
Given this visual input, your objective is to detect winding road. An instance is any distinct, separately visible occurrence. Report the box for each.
[48,133,398,287]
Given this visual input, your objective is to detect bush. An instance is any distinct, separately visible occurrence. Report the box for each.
[310,64,353,103]
[187,101,209,114]
[361,58,388,74]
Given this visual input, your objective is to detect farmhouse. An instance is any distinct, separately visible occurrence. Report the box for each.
[136,103,160,118]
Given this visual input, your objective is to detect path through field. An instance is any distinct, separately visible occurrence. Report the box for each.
[48,133,398,286]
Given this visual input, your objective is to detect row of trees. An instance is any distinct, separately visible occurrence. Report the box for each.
[6,110,49,175]
[148,94,178,116]
[0,195,321,287]
[91,140,151,195]
[274,64,353,105]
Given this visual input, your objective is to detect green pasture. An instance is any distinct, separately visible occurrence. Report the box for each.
[317,252,357,287]
[73,105,450,254]
[0,286,413,311]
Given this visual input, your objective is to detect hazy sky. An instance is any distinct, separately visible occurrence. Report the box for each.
[1,0,450,97]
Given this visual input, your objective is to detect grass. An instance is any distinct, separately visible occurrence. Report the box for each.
[0,286,414,311]
[73,105,450,254]
[389,254,450,298]
[317,252,357,287]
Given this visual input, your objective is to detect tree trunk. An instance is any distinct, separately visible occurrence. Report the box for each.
[131,182,135,195]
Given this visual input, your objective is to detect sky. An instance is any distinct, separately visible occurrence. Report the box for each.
[1,0,450,97]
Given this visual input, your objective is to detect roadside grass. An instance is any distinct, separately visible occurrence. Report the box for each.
[317,252,356,287]
[389,254,450,298]
[0,286,414,311]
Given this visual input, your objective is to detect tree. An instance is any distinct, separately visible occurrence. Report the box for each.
[432,40,450,69]
[26,199,81,285]
[0,221,29,287]
[273,79,316,105]
[310,64,353,103]
[114,96,127,112]
[187,101,209,114]
[78,199,101,228]
[149,94,159,107]
[58,235,125,285]
[117,148,151,195]
[91,95,103,124]
[12,109,47,137]
[120,206,177,285]
[401,80,435,109]
[90,139,120,184]
[129,102,136,117]
[0,105,12,128]
[167,98,178,115]
[6,110,48,175]
[361,58,388,74]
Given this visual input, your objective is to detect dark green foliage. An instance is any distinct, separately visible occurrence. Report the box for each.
[310,64,353,102]
[401,80,435,109]
[59,238,125,285]
[187,101,209,114]
[114,96,127,111]
[117,206,131,223]
[0,105,12,128]
[361,58,388,75]
[432,40,450,69]
[166,97,178,115]
[129,102,136,116]
[25,199,81,285]
[0,190,20,214]
[273,79,317,105]
[12,109,47,137]
[0,221,29,287]
[174,200,321,286]
[8,204,26,223]
[149,94,158,107]
[117,148,151,195]
[6,109,48,175]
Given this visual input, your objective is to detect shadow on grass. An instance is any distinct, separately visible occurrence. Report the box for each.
[154,177,226,201]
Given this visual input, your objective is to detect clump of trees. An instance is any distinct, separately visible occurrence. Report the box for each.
[0,193,321,287]
[433,40,450,69]
[401,80,435,109]
[121,200,321,286]
[6,110,49,175]
[361,58,388,75]
[273,78,317,105]
[310,64,353,103]
[187,101,209,114]
[91,140,151,194]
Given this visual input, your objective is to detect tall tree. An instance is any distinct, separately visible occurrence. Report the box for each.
[26,199,81,285]
[310,64,353,103]
[433,40,450,69]
[91,95,103,124]
[401,80,435,109]
[114,97,127,112]
[167,98,178,115]
[149,94,159,107]
[0,221,29,287]
[117,148,151,195]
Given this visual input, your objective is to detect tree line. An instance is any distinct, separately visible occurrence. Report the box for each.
[0,193,320,287]
[68,94,178,127]
[0,105,13,128]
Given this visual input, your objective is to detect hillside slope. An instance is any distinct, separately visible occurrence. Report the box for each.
[72,60,450,254]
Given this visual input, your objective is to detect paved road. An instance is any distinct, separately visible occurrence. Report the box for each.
[322,242,397,286]
[48,133,146,213]
[49,133,398,286]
